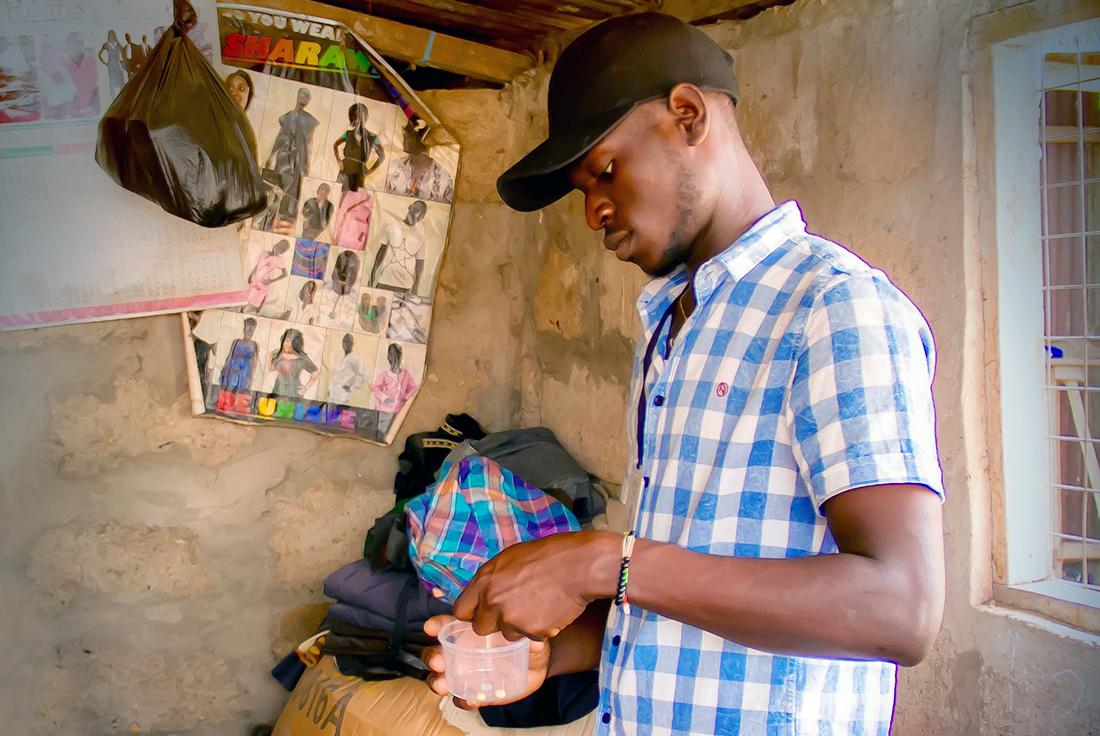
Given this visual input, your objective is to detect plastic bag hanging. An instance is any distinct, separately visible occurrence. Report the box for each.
[95,0,266,228]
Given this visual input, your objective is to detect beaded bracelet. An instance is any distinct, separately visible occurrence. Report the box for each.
[614,531,637,615]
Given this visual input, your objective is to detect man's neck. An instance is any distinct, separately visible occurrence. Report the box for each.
[682,144,775,280]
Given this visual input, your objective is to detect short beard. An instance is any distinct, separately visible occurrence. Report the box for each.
[649,163,698,277]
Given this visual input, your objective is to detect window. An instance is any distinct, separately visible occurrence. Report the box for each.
[1043,49,1100,594]
[994,17,1100,611]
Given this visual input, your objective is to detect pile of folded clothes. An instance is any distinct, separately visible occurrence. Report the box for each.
[272,412,603,729]
[271,559,449,688]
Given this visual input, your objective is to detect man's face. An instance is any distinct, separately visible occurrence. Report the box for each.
[317,184,330,200]
[567,103,700,277]
[297,88,310,107]
[403,125,426,155]
[405,204,427,225]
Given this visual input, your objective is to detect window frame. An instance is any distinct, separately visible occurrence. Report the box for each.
[976,4,1100,629]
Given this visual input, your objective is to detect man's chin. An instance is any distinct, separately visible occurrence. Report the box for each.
[646,257,684,279]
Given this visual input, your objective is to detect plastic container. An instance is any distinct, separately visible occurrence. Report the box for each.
[438,620,529,704]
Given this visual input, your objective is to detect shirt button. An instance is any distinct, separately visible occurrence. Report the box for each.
[602,712,611,724]
[653,395,664,406]
[612,635,621,646]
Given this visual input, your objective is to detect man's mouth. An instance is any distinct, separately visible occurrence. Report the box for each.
[604,231,632,260]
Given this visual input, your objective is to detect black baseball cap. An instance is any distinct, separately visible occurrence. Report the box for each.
[496,12,739,212]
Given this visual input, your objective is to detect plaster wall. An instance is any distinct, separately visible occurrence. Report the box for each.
[0,86,534,735]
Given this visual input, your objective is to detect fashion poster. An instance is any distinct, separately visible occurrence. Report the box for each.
[183,3,459,445]
[0,0,247,330]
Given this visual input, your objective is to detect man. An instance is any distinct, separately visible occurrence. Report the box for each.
[422,13,945,736]
[300,182,334,241]
[370,200,428,295]
[123,32,146,77]
[266,88,319,222]
[328,333,367,405]
[386,120,454,203]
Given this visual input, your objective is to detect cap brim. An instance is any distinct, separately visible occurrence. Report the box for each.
[496,103,637,212]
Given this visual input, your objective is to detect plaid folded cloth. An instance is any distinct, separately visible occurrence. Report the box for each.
[406,455,580,603]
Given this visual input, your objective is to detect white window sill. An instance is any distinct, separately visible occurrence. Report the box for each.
[992,580,1100,635]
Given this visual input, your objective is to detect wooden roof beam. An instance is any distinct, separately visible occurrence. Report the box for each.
[357,0,588,34]
[660,0,781,23]
[231,0,533,83]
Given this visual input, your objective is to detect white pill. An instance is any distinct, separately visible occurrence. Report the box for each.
[495,689,507,699]
[476,693,487,702]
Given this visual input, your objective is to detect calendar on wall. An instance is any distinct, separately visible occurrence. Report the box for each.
[0,0,248,330]
[182,3,459,445]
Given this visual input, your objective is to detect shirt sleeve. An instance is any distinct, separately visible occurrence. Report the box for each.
[400,370,419,402]
[786,272,944,512]
[382,222,398,246]
[386,164,400,192]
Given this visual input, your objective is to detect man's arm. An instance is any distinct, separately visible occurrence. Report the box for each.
[370,243,387,286]
[457,484,943,667]
[616,484,944,665]
[366,137,385,174]
[412,259,424,295]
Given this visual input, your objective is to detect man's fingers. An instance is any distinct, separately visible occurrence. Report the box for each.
[426,673,450,697]
[470,606,499,636]
[453,574,484,622]
[422,614,454,638]
[420,647,445,674]
[453,696,478,711]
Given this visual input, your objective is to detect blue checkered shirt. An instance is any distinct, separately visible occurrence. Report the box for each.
[595,201,944,736]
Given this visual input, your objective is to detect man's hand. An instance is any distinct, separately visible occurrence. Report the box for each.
[453,530,620,641]
[422,615,551,710]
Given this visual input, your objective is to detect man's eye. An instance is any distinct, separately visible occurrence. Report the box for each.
[601,160,615,177]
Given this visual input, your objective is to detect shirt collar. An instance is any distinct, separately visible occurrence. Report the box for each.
[636,201,807,334]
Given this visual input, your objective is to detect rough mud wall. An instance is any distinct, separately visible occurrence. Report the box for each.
[503,70,647,490]
[0,86,532,735]
[513,0,1099,733]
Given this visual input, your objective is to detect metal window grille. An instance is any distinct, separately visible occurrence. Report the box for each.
[1041,43,1100,591]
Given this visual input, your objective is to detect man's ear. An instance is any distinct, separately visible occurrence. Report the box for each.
[667,83,710,147]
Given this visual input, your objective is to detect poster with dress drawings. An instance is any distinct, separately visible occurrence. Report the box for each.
[183,3,458,445]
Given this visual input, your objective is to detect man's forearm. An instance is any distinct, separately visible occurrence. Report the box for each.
[547,598,610,678]
[582,486,944,666]
[625,543,931,664]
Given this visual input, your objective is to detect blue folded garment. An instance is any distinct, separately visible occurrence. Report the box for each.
[323,561,450,625]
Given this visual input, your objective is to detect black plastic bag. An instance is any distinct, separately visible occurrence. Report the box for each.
[95,0,265,227]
